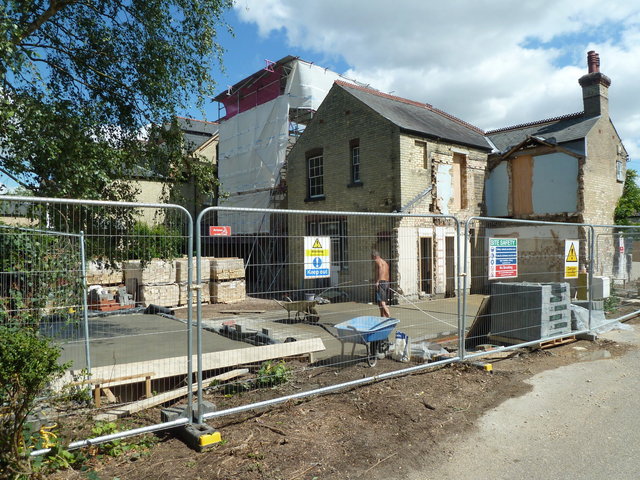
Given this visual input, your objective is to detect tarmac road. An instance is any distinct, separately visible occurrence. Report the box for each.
[419,324,640,480]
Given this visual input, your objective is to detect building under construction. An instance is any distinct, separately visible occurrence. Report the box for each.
[206,56,358,296]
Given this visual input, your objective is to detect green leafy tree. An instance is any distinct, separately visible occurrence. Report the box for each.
[0,326,69,477]
[0,0,231,201]
[614,169,640,225]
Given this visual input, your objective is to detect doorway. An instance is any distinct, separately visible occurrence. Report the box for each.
[445,236,455,297]
[419,237,433,294]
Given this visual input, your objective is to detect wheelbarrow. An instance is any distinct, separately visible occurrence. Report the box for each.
[275,299,319,323]
[334,316,400,367]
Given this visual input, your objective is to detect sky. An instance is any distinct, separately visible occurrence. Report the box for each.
[183,0,640,173]
[2,1,639,191]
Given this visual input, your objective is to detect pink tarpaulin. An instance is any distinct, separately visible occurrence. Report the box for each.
[221,67,283,119]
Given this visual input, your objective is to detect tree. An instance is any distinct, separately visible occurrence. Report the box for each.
[0,0,231,201]
[614,169,640,225]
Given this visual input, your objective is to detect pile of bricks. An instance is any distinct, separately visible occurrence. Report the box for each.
[87,257,246,308]
[210,258,246,304]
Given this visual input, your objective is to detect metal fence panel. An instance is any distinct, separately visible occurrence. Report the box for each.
[592,225,640,324]
[196,207,463,421]
[462,217,594,357]
[0,196,194,430]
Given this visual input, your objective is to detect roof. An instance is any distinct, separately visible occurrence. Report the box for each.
[486,112,598,152]
[176,117,219,151]
[334,81,491,151]
[213,55,298,102]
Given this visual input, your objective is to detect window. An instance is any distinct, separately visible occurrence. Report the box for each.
[306,149,324,199]
[452,153,468,210]
[415,140,429,171]
[306,218,348,270]
[350,139,361,184]
[617,158,625,182]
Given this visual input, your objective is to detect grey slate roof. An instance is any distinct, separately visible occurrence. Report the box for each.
[336,82,491,151]
[487,113,598,153]
[176,117,219,152]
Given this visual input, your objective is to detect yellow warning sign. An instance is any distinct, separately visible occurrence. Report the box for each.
[564,240,579,279]
[312,238,323,249]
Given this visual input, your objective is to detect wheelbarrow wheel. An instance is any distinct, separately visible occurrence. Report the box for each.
[367,343,378,367]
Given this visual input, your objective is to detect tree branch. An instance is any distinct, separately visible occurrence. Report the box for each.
[14,0,79,45]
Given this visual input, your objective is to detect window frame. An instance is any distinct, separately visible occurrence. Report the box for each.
[350,139,362,185]
[306,148,325,200]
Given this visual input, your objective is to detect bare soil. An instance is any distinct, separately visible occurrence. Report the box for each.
[50,318,635,480]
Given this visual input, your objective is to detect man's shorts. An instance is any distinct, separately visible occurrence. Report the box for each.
[376,281,390,303]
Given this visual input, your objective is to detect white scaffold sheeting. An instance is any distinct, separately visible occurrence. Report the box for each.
[218,60,346,233]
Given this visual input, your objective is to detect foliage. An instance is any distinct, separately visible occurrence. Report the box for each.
[126,222,184,262]
[0,0,231,201]
[255,360,292,388]
[614,169,640,225]
[0,224,83,326]
[0,326,69,478]
[90,421,157,457]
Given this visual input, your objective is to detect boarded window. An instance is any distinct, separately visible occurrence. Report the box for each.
[452,153,467,210]
[511,155,533,215]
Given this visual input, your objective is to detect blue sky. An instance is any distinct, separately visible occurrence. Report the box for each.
[183,0,640,174]
[2,1,639,191]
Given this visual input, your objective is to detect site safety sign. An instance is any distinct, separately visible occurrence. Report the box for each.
[304,236,331,279]
[488,238,518,280]
[564,239,579,279]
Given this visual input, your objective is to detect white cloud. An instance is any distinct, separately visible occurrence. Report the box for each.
[234,0,640,166]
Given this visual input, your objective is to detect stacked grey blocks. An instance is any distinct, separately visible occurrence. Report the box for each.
[490,282,572,342]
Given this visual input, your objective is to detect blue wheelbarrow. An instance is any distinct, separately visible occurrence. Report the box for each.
[334,316,400,367]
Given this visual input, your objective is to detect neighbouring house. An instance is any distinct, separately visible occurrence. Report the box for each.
[286,81,492,300]
[483,51,628,282]
[132,116,219,223]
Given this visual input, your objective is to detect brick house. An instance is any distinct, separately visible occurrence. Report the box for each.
[286,81,492,300]
[483,51,628,280]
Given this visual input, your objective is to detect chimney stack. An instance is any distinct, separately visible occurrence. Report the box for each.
[578,50,611,117]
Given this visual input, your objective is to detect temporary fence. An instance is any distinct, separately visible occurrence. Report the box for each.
[461,217,595,359]
[195,207,464,423]
[592,224,640,322]
[2,197,640,454]
[0,196,195,439]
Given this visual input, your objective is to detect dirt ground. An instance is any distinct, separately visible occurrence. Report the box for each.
[50,314,636,480]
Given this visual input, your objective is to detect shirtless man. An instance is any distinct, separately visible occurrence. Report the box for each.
[372,250,390,317]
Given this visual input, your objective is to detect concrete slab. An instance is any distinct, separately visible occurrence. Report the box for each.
[48,314,250,370]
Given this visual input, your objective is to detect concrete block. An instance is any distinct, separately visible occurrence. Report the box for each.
[124,259,175,285]
[210,258,245,281]
[139,283,179,307]
[211,280,246,304]
[178,282,209,306]
[175,257,211,283]
[86,261,123,285]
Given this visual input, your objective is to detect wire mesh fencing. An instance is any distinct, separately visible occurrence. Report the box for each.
[193,207,464,420]
[592,225,640,322]
[462,217,594,357]
[4,195,640,452]
[0,196,194,425]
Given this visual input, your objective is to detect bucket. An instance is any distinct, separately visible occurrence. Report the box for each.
[304,293,316,301]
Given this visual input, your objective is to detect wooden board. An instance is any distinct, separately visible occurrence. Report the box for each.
[95,368,249,421]
[464,295,491,349]
[63,337,325,388]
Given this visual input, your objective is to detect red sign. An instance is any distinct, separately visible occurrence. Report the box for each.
[209,226,231,236]
[494,265,518,277]
[620,246,625,254]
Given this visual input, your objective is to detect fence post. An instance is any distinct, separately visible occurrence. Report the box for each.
[588,225,595,331]
[79,231,91,375]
